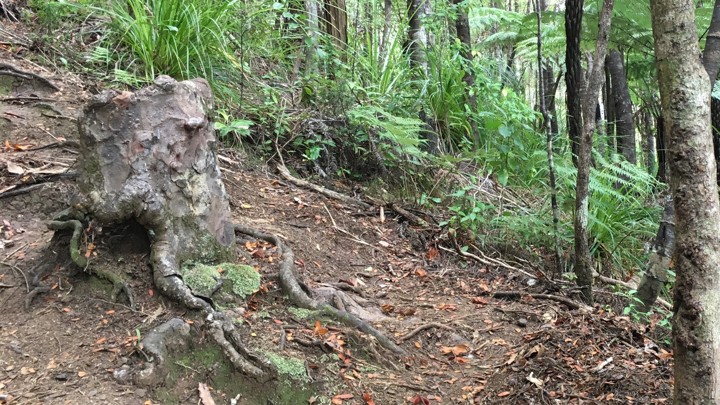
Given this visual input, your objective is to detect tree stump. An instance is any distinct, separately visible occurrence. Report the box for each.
[74,76,235,310]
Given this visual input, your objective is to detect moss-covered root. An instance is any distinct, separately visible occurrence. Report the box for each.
[48,219,136,309]
[48,220,87,268]
[207,315,277,382]
[234,225,407,356]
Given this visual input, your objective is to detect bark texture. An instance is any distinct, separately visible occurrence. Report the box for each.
[635,198,674,313]
[76,76,236,310]
[606,49,636,163]
[564,0,584,165]
[651,0,720,401]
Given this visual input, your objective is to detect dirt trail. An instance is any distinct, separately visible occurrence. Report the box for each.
[0,49,673,404]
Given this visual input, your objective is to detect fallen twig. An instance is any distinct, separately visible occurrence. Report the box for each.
[277,164,371,209]
[0,183,45,199]
[400,322,454,341]
[0,63,59,91]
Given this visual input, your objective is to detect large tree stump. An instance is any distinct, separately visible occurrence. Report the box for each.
[44,76,404,394]
[75,76,235,310]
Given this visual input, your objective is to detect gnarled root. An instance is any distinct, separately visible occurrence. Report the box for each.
[47,219,136,309]
[234,225,407,356]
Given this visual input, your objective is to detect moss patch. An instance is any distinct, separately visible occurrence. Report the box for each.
[288,307,318,320]
[179,262,260,299]
[264,352,310,383]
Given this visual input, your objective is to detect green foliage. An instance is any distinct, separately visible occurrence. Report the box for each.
[90,0,242,93]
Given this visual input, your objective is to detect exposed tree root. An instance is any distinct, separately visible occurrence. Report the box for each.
[47,219,136,309]
[0,63,59,91]
[399,322,454,342]
[234,224,407,356]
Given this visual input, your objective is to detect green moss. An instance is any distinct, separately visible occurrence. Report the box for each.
[180,262,260,299]
[264,352,310,383]
[288,307,318,320]
[180,262,221,296]
[223,263,260,298]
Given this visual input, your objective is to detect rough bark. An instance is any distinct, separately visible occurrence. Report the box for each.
[573,0,614,305]
[706,0,720,184]
[635,198,674,313]
[650,0,720,401]
[606,49,636,163]
[75,77,236,310]
[304,0,321,75]
[564,0,584,166]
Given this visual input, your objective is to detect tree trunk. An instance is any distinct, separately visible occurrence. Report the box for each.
[565,0,584,166]
[604,63,617,156]
[378,0,393,63]
[323,0,348,55]
[304,0,321,75]
[655,114,668,182]
[451,0,480,147]
[643,108,657,175]
[651,0,720,401]
[407,0,432,75]
[635,198,674,313]
[573,0,614,305]
[606,49,636,163]
[536,0,562,277]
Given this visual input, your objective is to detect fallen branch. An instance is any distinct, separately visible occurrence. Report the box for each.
[490,291,591,312]
[0,63,59,91]
[235,224,406,355]
[277,164,371,209]
[0,184,45,199]
[400,322,454,341]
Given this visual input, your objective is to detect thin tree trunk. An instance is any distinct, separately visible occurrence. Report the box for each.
[573,0,614,305]
[607,49,636,163]
[651,0,720,400]
[565,0,584,166]
[407,0,432,75]
[535,0,562,277]
[378,0,393,64]
[604,64,616,157]
[655,113,668,183]
[643,108,657,175]
[452,0,481,148]
[304,0,320,75]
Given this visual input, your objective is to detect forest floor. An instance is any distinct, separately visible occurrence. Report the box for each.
[0,27,673,405]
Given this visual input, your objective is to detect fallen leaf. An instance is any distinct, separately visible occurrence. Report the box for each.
[498,391,511,397]
[411,395,430,405]
[198,382,216,405]
[414,268,427,279]
[362,392,375,405]
[426,247,439,260]
[6,161,24,175]
[77,371,88,378]
[313,320,328,337]
[441,344,469,357]
[471,297,489,305]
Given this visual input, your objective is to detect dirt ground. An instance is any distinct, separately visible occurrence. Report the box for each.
[0,36,673,404]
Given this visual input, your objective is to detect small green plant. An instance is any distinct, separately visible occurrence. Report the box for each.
[214,110,253,144]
